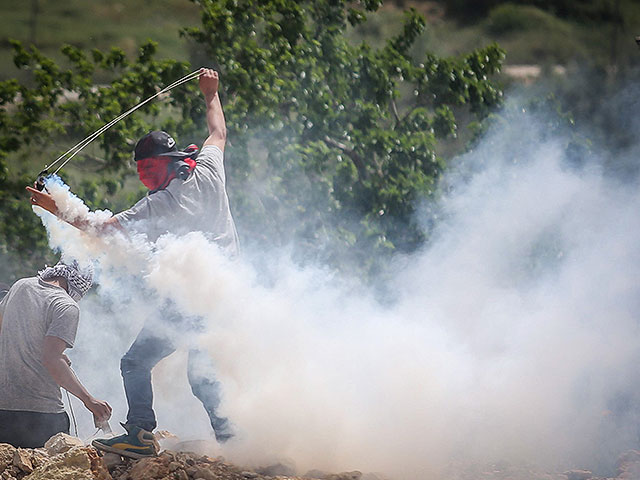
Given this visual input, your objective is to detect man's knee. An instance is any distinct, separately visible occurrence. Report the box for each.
[120,353,151,375]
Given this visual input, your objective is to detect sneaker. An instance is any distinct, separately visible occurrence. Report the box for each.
[92,423,159,459]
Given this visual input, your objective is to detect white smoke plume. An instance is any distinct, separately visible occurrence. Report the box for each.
[33,99,640,479]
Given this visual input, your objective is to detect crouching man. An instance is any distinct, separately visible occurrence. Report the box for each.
[0,260,112,448]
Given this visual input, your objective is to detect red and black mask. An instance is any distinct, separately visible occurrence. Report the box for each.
[134,131,198,192]
[136,156,197,192]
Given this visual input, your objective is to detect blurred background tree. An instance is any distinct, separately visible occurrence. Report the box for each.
[1,0,638,283]
[0,0,504,282]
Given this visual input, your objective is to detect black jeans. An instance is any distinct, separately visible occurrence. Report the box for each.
[0,409,69,448]
[120,310,230,438]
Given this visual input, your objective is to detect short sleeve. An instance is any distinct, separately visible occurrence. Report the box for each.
[114,191,174,239]
[114,195,154,230]
[196,146,226,184]
[46,299,80,348]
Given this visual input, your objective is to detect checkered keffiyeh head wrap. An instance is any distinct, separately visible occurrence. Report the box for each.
[38,260,94,302]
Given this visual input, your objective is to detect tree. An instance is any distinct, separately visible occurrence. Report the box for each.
[440,0,623,23]
[183,0,503,274]
[0,40,198,281]
[0,0,504,281]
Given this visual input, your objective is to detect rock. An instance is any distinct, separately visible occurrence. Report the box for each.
[5,467,20,478]
[255,462,296,477]
[305,469,330,479]
[241,472,259,478]
[619,463,640,480]
[361,474,388,480]
[44,432,84,455]
[128,456,170,480]
[617,450,640,480]
[192,467,217,480]
[26,446,111,480]
[155,431,179,441]
[155,430,181,451]
[174,469,189,480]
[325,472,362,480]
[186,466,198,476]
[30,448,50,469]
[618,450,640,465]
[172,440,218,457]
[12,448,33,473]
[617,450,640,478]
[304,471,362,480]
[85,447,114,480]
[102,453,125,470]
[0,444,16,472]
[562,470,592,480]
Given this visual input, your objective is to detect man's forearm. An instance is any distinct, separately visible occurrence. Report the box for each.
[44,356,93,405]
[70,215,124,235]
[27,186,125,235]
[43,336,112,422]
[205,92,227,140]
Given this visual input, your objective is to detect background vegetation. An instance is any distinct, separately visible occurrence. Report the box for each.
[0,0,638,283]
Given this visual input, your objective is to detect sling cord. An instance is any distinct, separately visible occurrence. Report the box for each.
[64,389,105,440]
[64,389,78,437]
[42,68,202,176]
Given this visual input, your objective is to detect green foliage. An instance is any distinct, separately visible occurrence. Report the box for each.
[0,40,200,280]
[0,176,52,282]
[0,0,504,281]
[183,0,504,274]
[0,0,201,82]
[486,4,572,35]
[441,0,624,23]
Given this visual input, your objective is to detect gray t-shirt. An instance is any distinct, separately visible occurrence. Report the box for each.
[0,277,80,413]
[115,145,240,256]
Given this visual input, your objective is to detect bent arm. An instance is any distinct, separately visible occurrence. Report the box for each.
[199,68,227,151]
[26,186,125,235]
[42,336,112,422]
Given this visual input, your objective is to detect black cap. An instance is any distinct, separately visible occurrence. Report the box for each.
[134,131,189,161]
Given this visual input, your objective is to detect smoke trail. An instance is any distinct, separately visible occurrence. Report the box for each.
[34,98,640,479]
[36,175,152,272]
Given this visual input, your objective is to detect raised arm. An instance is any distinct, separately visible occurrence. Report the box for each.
[199,68,227,151]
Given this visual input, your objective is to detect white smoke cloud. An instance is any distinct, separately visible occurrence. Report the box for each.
[35,100,640,479]
[36,176,151,274]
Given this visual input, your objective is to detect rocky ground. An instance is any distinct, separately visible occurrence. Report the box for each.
[1,433,640,480]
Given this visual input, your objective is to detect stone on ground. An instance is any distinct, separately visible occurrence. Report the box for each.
[44,433,84,456]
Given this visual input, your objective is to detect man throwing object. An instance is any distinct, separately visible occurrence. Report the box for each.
[28,68,239,458]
